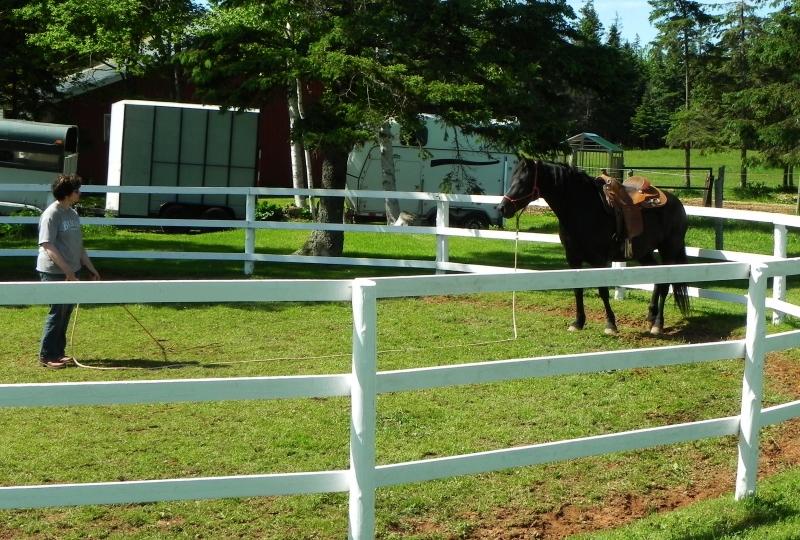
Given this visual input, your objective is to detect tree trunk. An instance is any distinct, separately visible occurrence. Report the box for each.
[380,122,401,224]
[293,147,347,256]
[684,144,691,188]
[288,83,307,208]
[740,147,747,189]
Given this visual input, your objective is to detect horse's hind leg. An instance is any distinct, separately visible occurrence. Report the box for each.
[638,253,665,333]
[569,287,587,331]
[648,284,668,334]
[599,286,618,334]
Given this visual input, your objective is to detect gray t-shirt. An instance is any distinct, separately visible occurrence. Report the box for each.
[36,202,83,274]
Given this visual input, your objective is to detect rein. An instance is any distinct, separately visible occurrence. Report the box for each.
[502,159,539,212]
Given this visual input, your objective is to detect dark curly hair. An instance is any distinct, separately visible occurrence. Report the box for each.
[52,174,82,201]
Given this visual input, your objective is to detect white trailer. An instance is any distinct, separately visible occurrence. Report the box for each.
[106,100,260,232]
[346,115,517,228]
[0,119,79,215]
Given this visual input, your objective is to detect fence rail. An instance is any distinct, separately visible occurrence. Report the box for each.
[2,258,800,538]
[3,183,800,326]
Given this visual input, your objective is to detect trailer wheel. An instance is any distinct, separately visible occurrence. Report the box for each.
[161,205,191,234]
[460,212,491,230]
[201,207,232,232]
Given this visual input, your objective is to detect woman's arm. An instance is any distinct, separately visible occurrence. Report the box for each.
[81,248,100,281]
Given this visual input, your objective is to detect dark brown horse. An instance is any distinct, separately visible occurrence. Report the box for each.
[496,158,690,334]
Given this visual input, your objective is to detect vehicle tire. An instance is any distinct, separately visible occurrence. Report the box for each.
[160,205,191,234]
[460,212,491,230]
[200,206,232,232]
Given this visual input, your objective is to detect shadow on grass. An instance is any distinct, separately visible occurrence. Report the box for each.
[647,311,745,344]
[668,496,799,540]
[74,358,202,369]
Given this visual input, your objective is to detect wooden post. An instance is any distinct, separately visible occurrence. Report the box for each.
[435,199,450,275]
[735,263,767,500]
[702,170,714,207]
[772,224,787,324]
[244,193,256,275]
[350,279,377,540]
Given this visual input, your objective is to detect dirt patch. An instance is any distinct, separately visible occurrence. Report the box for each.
[454,353,800,540]
[684,198,797,214]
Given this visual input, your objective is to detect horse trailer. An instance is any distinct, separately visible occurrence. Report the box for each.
[0,119,79,215]
[346,115,517,229]
[106,100,260,232]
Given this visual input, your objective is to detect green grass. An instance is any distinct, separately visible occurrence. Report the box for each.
[625,148,799,206]
[0,211,799,539]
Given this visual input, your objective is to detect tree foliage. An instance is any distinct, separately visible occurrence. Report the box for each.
[17,0,204,101]
[649,0,715,185]
[0,1,66,119]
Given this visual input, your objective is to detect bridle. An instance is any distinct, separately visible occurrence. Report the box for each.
[502,159,540,213]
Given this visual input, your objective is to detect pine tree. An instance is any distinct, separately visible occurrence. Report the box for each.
[649,0,715,186]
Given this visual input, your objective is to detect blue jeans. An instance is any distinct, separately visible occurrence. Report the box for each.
[38,272,75,360]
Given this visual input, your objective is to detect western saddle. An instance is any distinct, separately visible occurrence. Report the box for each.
[596,170,667,259]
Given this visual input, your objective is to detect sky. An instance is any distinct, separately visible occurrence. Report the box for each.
[566,0,659,46]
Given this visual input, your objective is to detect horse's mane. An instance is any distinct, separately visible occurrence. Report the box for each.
[542,160,597,191]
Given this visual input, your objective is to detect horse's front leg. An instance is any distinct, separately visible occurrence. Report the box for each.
[569,287,587,331]
[598,286,618,334]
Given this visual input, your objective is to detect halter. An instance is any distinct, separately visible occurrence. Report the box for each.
[502,159,540,212]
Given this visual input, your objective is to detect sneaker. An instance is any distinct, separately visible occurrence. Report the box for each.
[59,356,75,366]
[39,359,66,369]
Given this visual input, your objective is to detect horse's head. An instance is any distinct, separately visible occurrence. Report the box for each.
[496,156,540,218]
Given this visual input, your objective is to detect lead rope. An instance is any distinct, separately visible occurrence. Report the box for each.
[511,212,523,339]
[66,301,519,370]
[68,304,208,370]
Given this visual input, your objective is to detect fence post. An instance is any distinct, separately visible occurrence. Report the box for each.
[244,193,256,275]
[735,263,768,500]
[715,167,725,250]
[435,199,450,275]
[350,279,378,540]
[772,224,787,324]
[612,261,627,300]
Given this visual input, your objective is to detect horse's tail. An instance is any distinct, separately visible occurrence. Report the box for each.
[672,245,691,317]
[672,283,691,317]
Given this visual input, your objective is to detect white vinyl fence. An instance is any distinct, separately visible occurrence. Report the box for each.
[2,258,800,539]
[2,183,799,322]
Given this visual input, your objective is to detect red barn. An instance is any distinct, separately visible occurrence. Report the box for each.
[51,65,298,189]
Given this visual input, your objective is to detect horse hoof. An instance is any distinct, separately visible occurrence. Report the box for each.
[650,326,663,335]
[604,327,619,335]
[568,325,582,331]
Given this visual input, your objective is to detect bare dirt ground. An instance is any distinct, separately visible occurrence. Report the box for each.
[461,354,800,539]
[684,199,797,214]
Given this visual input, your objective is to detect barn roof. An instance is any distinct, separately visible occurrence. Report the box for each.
[57,62,124,98]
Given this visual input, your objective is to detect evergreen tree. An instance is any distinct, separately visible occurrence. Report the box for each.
[743,1,800,177]
[632,46,681,149]
[702,0,766,187]
[566,3,645,148]
[649,0,715,186]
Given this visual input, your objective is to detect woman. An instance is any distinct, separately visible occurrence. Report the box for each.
[36,174,100,369]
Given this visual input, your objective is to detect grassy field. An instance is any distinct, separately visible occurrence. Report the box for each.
[624,148,798,207]
[1,209,799,539]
